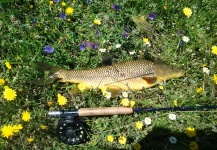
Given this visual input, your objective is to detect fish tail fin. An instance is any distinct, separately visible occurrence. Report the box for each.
[32,61,62,85]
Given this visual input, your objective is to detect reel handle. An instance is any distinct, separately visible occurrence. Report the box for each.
[78,107,133,117]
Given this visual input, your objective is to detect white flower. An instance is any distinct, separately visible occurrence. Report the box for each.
[182,36,190,43]
[144,42,151,47]
[144,117,152,125]
[99,48,106,52]
[202,67,210,75]
[168,113,176,120]
[104,91,111,99]
[122,91,128,98]
[115,44,121,48]
[129,51,136,55]
[169,136,177,144]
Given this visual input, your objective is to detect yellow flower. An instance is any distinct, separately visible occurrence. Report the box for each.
[135,121,143,130]
[133,143,141,150]
[120,98,130,106]
[5,61,12,69]
[118,136,126,144]
[130,101,136,108]
[93,19,101,25]
[40,125,47,130]
[57,93,67,106]
[159,85,164,90]
[143,38,149,43]
[163,5,167,10]
[186,127,196,138]
[12,124,23,133]
[173,100,178,107]
[22,111,31,122]
[49,1,53,5]
[27,137,34,143]
[101,86,107,95]
[196,87,203,93]
[0,78,5,85]
[67,18,71,22]
[190,141,198,150]
[65,7,74,15]
[4,86,9,89]
[47,101,53,107]
[183,7,192,17]
[77,83,90,92]
[3,88,17,101]
[1,125,14,138]
[139,16,145,21]
[61,2,66,6]
[213,74,217,84]
[211,45,217,55]
[107,135,114,142]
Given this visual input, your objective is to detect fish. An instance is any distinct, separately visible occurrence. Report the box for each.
[33,60,185,95]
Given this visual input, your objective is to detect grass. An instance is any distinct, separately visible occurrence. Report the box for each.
[0,0,217,149]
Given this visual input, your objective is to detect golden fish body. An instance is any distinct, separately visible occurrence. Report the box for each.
[33,60,185,92]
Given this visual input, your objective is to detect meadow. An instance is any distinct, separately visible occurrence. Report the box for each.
[0,0,217,149]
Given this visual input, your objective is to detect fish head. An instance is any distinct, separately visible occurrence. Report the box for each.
[155,63,185,81]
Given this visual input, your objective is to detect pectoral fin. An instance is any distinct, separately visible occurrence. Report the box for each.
[141,77,157,84]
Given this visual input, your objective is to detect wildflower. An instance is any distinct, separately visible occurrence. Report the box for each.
[22,111,31,122]
[54,0,59,3]
[190,141,198,150]
[148,12,156,20]
[143,38,149,43]
[47,101,53,107]
[59,12,66,19]
[99,48,106,52]
[65,7,74,15]
[213,74,217,84]
[61,2,66,6]
[139,16,145,21]
[125,27,130,32]
[182,36,190,43]
[169,136,177,144]
[107,135,114,142]
[115,44,121,48]
[49,1,53,5]
[122,31,128,38]
[1,125,14,138]
[112,4,121,11]
[93,19,101,25]
[5,61,12,69]
[44,45,54,54]
[163,5,167,10]
[120,98,130,106]
[202,67,210,74]
[133,143,141,150]
[159,85,164,90]
[3,88,17,101]
[186,127,196,138]
[40,125,47,130]
[174,100,178,107]
[79,44,87,51]
[118,136,126,144]
[183,7,192,17]
[122,91,128,98]
[196,87,203,93]
[57,93,67,106]
[129,51,136,55]
[178,30,183,35]
[0,78,5,85]
[144,117,152,125]
[104,91,112,99]
[12,124,23,133]
[89,43,98,49]
[27,137,34,143]
[135,121,143,130]
[211,45,217,55]
[168,113,176,120]
[130,101,136,107]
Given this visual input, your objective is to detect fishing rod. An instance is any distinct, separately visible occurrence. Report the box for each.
[48,105,217,145]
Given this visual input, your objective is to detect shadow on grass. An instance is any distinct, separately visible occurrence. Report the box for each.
[105,126,217,150]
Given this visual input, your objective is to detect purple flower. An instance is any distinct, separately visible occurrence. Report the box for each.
[54,0,60,3]
[79,44,86,51]
[112,4,121,11]
[44,45,54,54]
[178,30,183,35]
[59,12,66,19]
[125,27,130,32]
[148,12,157,20]
[89,43,98,49]
[122,31,128,38]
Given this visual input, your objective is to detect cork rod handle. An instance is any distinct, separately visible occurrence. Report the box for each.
[78,107,133,117]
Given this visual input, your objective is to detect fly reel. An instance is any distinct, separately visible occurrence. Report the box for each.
[56,116,90,145]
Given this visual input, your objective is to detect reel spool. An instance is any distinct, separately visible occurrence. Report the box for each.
[56,117,90,145]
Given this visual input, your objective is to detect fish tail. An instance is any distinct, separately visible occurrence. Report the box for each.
[32,61,62,85]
